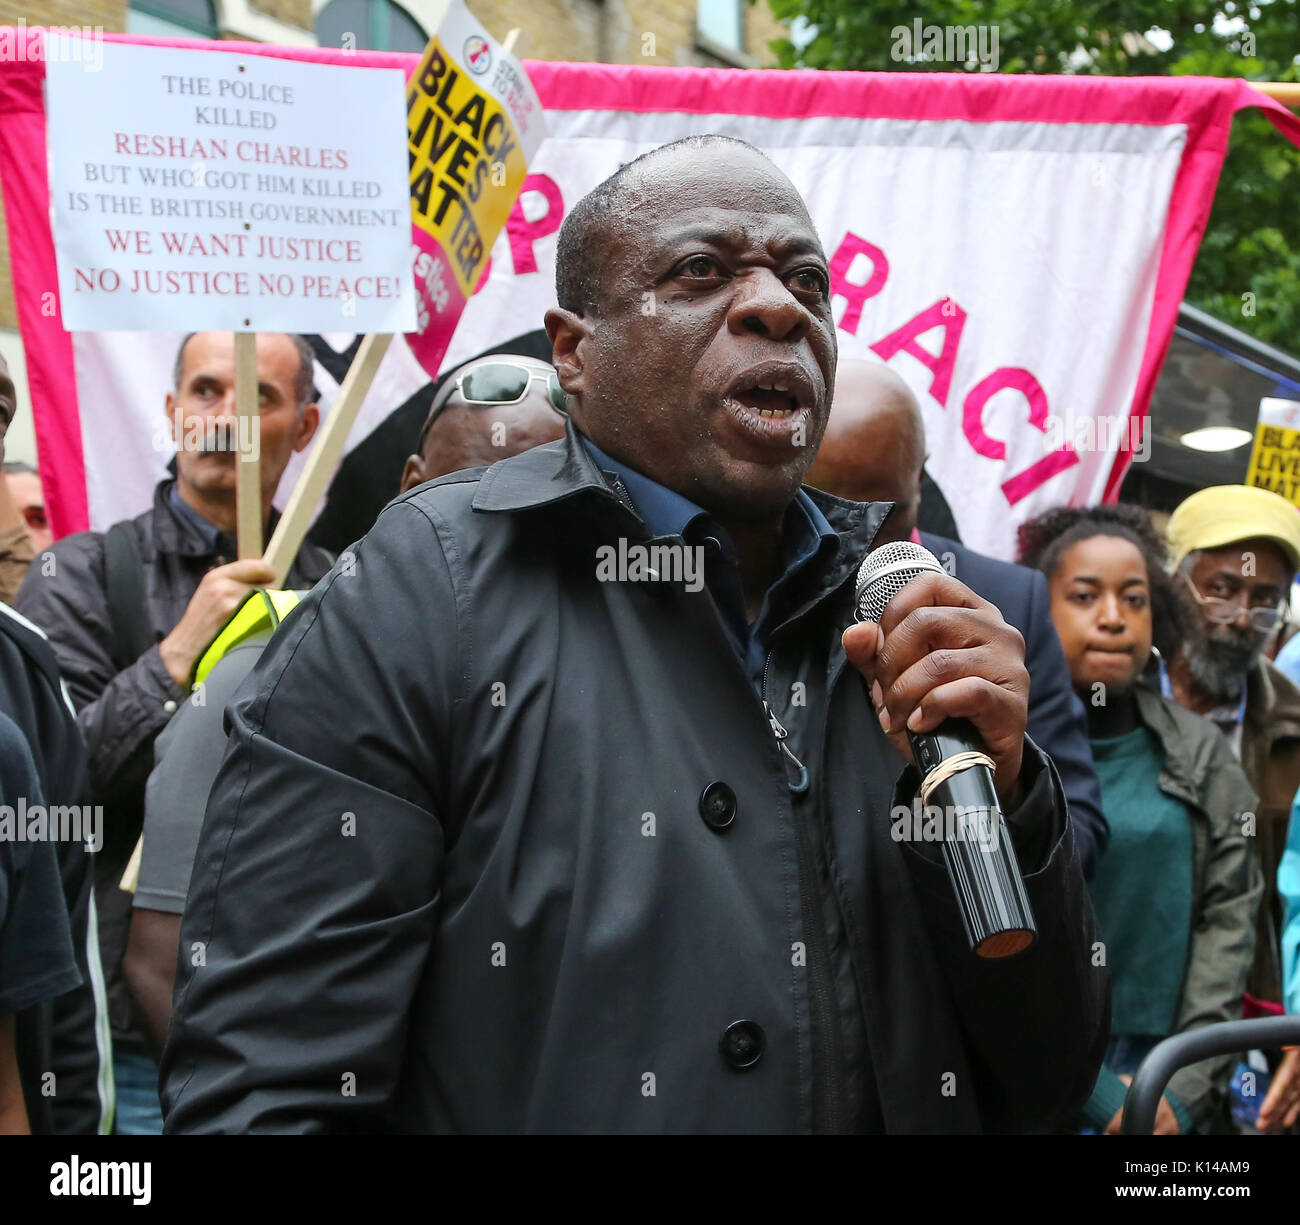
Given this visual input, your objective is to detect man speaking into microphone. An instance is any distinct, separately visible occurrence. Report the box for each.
[163,135,1107,1134]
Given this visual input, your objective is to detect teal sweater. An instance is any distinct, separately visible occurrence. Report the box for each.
[1081,726,1196,1134]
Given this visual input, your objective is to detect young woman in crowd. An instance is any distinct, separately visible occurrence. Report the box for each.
[1019,504,1260,1134]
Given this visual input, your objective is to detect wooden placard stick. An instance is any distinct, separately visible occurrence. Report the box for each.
[502,28,521,54]
[234,332,262,559]
[1256,82,1300,107]
[263,332,393,586]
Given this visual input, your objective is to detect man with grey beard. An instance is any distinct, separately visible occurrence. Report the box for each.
[1164,484,1300,1017]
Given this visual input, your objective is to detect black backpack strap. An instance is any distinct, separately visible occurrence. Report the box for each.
[103,521,154,671]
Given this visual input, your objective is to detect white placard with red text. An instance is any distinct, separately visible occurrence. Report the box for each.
[47,42,416,333]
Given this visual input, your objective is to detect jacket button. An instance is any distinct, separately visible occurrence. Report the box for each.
[698,781,737,831]
[719,1020,765,1069]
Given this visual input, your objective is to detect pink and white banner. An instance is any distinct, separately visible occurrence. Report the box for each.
[2,32,1298,559]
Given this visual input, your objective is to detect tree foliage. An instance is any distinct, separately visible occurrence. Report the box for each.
[761,0,1300,349]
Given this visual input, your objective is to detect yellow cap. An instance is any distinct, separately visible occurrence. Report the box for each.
[1167,484,1300,572]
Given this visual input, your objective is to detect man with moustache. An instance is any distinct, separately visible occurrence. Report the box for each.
[804,359,1106,878]
[15,331,332,1132]
[126,353,566,1055]
[163,136,1105,1134]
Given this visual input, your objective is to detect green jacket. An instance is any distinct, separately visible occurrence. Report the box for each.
[1239,659,1300,1005]
[1132,682,1262,1132]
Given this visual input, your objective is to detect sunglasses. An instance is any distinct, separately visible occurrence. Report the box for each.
[417,362,567,453]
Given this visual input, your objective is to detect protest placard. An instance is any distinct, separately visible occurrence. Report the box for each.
[404,0,546,378]
[1246,397,1300,506]
[47,41,416,334]
[262,2,545,580]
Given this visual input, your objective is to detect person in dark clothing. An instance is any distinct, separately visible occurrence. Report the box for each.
[0,359,109,1133]
[0,356,38,606]
[804,358,1108,877]
[163,135,1106,1134]
[14,330,333,1133]
[0,711,81,1133]
[126,353,566,1055]
[2,603,111,1134]
[1020,504,1260,1134]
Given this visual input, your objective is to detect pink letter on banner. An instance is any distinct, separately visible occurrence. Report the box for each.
[871,299,966,406]
[829,232,889,336]
[506,174,563,276]
[960,366,1080,504]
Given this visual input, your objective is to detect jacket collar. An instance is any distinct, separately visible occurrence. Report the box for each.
[472,418,891,616]
[1131,682,1201,803]
[1246,656,1300,743]
[150,479,283,561]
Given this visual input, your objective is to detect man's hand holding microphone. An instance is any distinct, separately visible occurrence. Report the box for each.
[841,541,1039,958]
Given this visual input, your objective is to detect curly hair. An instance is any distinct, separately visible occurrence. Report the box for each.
[1017,503,1196,662]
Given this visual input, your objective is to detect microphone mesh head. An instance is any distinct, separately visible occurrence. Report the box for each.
[854,540,945,623]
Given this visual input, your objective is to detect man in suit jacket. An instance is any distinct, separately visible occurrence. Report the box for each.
[806,359,1107,877]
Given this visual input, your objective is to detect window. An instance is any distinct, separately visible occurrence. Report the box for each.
[316,0,429,53]
[128,0,219,39]
[697,0,744,54]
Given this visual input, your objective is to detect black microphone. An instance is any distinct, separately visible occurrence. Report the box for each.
[854,540,1036,959]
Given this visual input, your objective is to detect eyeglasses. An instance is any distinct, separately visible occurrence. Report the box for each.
[1179,571,1289,634]
[416,361,567,453]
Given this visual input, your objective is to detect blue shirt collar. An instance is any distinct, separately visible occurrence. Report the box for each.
[167,481,224,553]
[581,434,837,566]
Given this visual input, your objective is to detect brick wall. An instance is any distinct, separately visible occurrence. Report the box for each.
[467,0,784,66]
[0,0,125,31]
[248,0,312,29]
[468,0,603,61]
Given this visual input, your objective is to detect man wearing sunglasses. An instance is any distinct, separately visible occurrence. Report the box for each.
[1165,486,1300,1026]
[401,355,567,491]
[164,135,1105,1135]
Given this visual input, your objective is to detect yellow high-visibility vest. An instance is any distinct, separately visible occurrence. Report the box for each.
[191,588,302,690]
[121,588,303,896]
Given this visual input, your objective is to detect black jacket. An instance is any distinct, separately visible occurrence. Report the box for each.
[163,425,1108,1133]
[13,481,333,1045]
[0,604,110,1133]
[920,533,1107,877]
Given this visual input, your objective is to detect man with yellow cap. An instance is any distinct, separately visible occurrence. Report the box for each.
[1165,483,1300,1128]
[1166,484,1300,965]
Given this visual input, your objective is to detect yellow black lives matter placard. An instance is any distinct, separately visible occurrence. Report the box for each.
[1246,398,1300,507]
[407,36,531,300]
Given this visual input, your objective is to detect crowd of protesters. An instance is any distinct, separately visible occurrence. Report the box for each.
[1,143,1300,1136]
